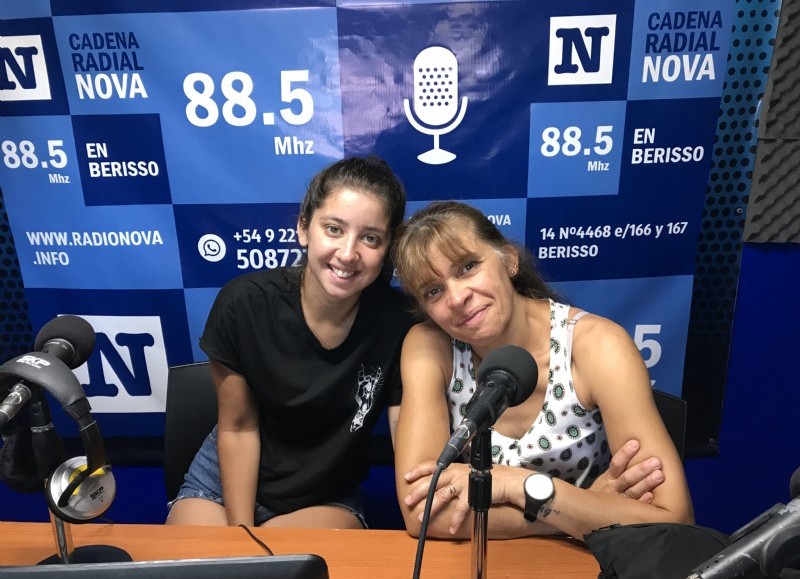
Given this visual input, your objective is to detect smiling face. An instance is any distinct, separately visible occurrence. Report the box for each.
[416,233,518,348]
[297,188,390,305]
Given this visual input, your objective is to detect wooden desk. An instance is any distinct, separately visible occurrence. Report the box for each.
[0,522,599,578]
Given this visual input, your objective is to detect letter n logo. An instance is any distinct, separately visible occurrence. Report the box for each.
[0,35,52,101]
[72,315,169,413]
[548,15,616,86]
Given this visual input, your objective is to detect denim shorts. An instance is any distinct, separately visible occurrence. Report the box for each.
[168,425,367,528]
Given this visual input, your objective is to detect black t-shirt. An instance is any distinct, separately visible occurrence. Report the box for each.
[200,268,413,514]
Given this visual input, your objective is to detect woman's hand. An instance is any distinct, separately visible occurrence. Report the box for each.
[588,439,665,503]
[404,438,665,534]
[403,461,473,534]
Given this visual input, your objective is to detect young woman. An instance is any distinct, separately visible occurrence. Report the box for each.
[166,156,412,528]
[392,201,693,540]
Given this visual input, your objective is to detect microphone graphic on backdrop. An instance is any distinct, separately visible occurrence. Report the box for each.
[404,46,468,165]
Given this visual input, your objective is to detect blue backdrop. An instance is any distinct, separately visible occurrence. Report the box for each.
[1,0,797,537]
[0,0,734,439]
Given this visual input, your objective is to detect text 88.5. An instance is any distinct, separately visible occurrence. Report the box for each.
[184,70,313,128]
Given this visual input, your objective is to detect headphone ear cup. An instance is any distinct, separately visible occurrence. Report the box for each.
[46,456,116,524]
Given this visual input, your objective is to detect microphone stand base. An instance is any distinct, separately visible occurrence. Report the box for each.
[38,545,132,565]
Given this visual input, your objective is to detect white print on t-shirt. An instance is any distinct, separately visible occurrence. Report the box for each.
[350,365,382,432]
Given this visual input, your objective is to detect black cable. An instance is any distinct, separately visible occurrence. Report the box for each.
[412,465,444,579]
[237,524,275,556]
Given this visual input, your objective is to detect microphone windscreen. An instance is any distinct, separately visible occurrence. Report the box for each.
[412,46,459,126]
[790,466,800,500]
[34,315,96,367]
[477,344,538,407]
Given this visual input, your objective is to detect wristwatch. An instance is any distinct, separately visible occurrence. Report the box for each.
[523,473,555,522]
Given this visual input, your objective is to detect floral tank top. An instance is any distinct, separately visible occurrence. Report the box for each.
[447,300,610,487]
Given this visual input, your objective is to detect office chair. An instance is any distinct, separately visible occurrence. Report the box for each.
[652,389,687,461]
[164,361,218,502]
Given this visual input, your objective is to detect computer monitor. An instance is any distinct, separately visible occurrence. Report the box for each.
[0,555,328,578]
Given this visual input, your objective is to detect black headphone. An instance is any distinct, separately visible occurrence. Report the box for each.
[45,446,115,524]
[43,386,115,524]
[0,316,116,523]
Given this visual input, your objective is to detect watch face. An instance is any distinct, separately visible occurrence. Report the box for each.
[525,474,554,501]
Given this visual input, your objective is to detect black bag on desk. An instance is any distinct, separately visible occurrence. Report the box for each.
[584,523,730,579]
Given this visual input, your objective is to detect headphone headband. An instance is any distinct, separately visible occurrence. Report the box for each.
[56,419,109,508]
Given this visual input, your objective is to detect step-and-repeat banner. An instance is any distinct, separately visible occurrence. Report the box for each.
[1,0,733,437]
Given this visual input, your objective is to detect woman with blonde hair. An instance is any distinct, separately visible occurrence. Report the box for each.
[392,201,692,539]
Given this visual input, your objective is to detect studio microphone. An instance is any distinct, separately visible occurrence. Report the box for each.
[437,345,538,469]
[0,315,96,428]
[403,45,469,165]
[34,315,96,370]
[686,466,800,578]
